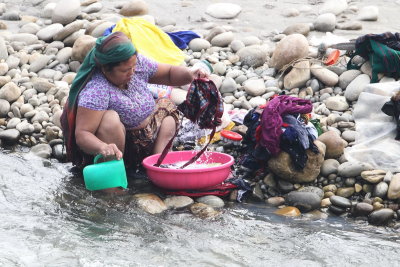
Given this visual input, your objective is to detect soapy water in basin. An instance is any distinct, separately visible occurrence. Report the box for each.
[159,161,222,169]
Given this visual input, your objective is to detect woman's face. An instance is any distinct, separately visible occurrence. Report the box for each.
[102,55,137,89]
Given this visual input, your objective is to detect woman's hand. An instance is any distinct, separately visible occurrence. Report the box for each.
[191,67,209,79]
[99,143,123,160]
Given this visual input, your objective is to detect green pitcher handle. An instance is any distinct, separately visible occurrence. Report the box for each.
[93,154,103,164]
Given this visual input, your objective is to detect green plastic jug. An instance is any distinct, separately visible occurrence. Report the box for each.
[83,154,128,191]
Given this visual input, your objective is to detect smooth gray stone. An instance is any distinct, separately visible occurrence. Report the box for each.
[285,191,321,212]
[368,208,394,226]
[330,195,352,209]
[352,202,373,217]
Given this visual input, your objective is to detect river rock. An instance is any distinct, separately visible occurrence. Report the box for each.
[237,45,268,68]
[0,82,21,103]
[374,182,389,199]
[361,170,386,184]
[268,140,326,183]
[285,191,321,212]
[283,60,310,89]
[336,21,363,31]
[274,206,301,217]
[188,38,211,52]
[170,88,187,105]
[43,3,57,18]
[330,195,351,209]
[338,161,372,177]
[319,0,347,15]
[249,96,266,108]
[336,187,355,198]
[19,23,41,34]
[83,2,103,13]
[190,203,220,219]
[314,13,336,32]
[36,23,63,42]
[6,55,20,70]
[270,34,309,71]
[132,193,167,214]
[317,131,345,158]
[352,202,374,217]
[30,144,52,158]
[0,37,7,60]
[206,3,241,19]
[120,0,148,16]
[71,35,96,62]
[344,74,370,102]
[310,65,339,87]
[53,20,85,41]
[0,129,20,141]
[358,6,379,21]
[298,186,324,199]
[230,40,245,53]
[243,79,265,96]
[6,117,20,129]
[29,55,52,73]
[211,32,234,47]
[368,208,394,226]
[0,63,8,76]
[10,33,38,45]
[164,196,194,209]
[56,47,72,64]
[387,173,400,200]
[0,99,10,117]
[16,121,34,134]
[282,23,310,36]
[320,159,340,176]
[325,96,349,112]
[341,130,357,143]
[220,77,237,94]
[266,196,285,206]
[196,195,224,208]
[52,0,81,25]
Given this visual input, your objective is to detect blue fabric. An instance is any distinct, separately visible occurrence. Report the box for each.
[103,24,200,50]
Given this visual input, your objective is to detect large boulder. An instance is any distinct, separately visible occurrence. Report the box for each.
[71,35,96,62]
[270,34,309,71]
[268,140,326,183]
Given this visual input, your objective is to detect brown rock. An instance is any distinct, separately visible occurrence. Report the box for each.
[71,35,96,62]
[266,196,285,206]
[361,170,386,184]
[387,173,400,200]
[268,140,326,183]
[120,0,148,16]
[190,203,220,219]
[132,193,167,214]
[275,206,301,217]
[336,187,355,198]
[317,131,346,158]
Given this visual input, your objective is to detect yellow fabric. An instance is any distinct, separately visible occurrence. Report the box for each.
[113,17,184,66]
[198,121,236,144]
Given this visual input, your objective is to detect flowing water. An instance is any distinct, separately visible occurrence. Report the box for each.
[1,150,400,266]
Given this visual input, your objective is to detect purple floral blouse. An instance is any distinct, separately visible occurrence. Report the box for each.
[77,54,158,128]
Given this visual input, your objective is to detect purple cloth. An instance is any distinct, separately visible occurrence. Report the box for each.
[260,95,313,156]
[78,54,158,128]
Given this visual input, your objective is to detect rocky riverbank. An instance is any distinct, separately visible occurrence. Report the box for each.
[0,0,400,226]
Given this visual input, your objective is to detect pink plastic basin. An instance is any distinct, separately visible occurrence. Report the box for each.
[142,151,234,190]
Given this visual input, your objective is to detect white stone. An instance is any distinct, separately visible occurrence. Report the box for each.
[310,65,339,87]
[188,38,211,52]
[325,96,349,111]
[284,60,310,89]
[52,0,81,25]
[206,3,241,19]
[210,31,234,47]
[344,74,370,102]
[319,0,348,15]
[36,23,64,42]
[243,79,266,96]
[358,6,379,21]
[270,34,309,70]
[314,13,336,32]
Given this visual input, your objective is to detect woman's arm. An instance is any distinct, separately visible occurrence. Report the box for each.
[75,107,122,159]
[148,63,208,86]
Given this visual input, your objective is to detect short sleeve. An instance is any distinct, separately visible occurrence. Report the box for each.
[136,54,158,81]
[78,79,110,111]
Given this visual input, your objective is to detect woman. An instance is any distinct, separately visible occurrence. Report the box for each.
[61,31,207,173]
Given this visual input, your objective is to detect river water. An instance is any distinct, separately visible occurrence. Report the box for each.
[2,0,400,265]
[1,150,400,266]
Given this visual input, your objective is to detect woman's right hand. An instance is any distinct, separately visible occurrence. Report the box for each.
[99,143,123,160]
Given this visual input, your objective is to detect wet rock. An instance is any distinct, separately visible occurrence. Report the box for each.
[298,186,324,199]
[196,195,224,208]
[361,170,386,184]
[277,180,294,193]
[52,144,65,160]
[270,34,309,71]
[336,187,355,198]
[368,208,394,226]
[132,193,167,214]
[0,129,20,141]
[164,196,194,209]
[266,196,285,206]
[285,191,321,212]
[352,202,374,217]
[329,205,346,215]
[190,203,220,219]
[52,0,81,25]
[338,161,372,177]
[206,3,241,19]
[373,182,389,199]
[330,195,351,209]
[387,173,400,200]
[30,144,52,158]
[268,140,325,183]
[274,206,301,217]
